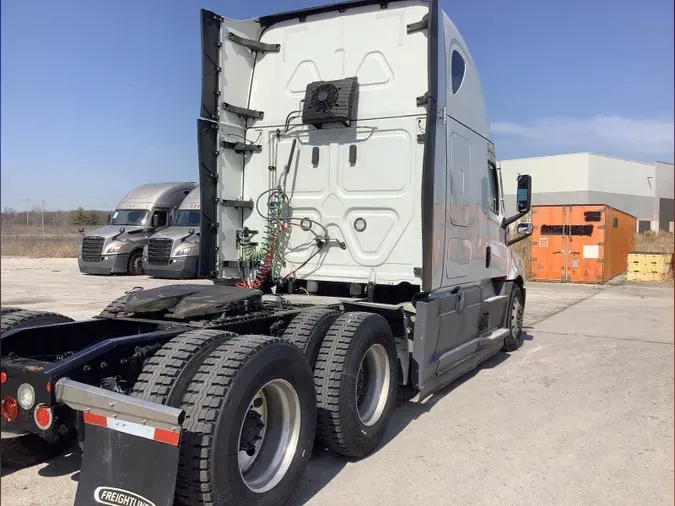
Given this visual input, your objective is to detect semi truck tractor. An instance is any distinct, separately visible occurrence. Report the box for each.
[142,186,201,279]
[77,182,197,275]
[1,2,534,505]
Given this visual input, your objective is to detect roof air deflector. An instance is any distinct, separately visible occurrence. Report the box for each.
[256,0,410,27]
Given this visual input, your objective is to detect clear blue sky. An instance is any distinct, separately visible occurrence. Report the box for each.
[1,0,673,211]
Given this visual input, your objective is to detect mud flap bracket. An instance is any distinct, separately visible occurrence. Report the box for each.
[55,378,184,506]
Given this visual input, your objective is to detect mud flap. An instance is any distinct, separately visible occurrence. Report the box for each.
[54,379,184,506]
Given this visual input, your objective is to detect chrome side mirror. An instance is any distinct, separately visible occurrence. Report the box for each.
[508,222,533,246]
[517,223,533,236]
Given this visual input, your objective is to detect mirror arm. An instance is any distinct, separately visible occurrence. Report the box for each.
[502,210,529,228]
[507,233,531,247]
[181,229,197,242]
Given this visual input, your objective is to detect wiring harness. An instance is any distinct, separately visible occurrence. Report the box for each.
[237,189,289,289]
[235,123,346,289]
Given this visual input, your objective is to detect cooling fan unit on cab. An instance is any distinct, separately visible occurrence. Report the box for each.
[301,77,359,128]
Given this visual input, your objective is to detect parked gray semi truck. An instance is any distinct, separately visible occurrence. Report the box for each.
[77,182,197,275]
[1,2,534,505]
[142,186,201,279]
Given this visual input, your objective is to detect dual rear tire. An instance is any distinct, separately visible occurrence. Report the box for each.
[99,295,129,317]
[311,312,398,458]
[281,308,399,456]
[0,309,73,335]
[131,330,316,505]
[129,310,398,504]
[176,336,315,505]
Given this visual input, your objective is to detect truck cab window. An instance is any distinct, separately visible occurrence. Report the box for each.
[110,209,148,226]
[173,210,201,227]
[451,50,465,94]
[487,161,500,214]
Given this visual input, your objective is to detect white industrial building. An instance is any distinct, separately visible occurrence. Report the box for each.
[499,153,674,233]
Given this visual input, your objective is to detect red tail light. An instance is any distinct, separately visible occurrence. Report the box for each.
[1,371,7,384]
[34,404,53,430]
[1,396,19,422]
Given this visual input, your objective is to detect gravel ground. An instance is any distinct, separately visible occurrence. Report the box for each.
[1,258,672,505]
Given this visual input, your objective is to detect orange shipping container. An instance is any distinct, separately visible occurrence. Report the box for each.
[530,204,636,284]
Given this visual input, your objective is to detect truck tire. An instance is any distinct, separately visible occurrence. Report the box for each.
[99,295,129,317]
[128,250,144,275]
[501,285,525,352]
[175,335,316,506]
[282,308,340,368]
[130,329,236,406]
[314,312,397,458]
[1,306,23,315]
[0,433,73,468]
[1,310,73,335]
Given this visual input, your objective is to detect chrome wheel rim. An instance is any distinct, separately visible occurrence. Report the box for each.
[237,379,301,493]
[355,344,390,427]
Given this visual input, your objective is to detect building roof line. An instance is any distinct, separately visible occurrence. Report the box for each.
[499,152,656,167]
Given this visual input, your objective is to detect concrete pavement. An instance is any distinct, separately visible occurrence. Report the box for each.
[0,257,211,320]
[1,259,672,505]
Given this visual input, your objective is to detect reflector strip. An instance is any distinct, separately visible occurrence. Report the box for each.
[83,412,180,446]
[83,412,107,427]
[153,427,180,446]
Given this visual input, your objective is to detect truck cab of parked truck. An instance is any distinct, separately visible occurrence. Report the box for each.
[77,182,197,275]
[142,186,201,278]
